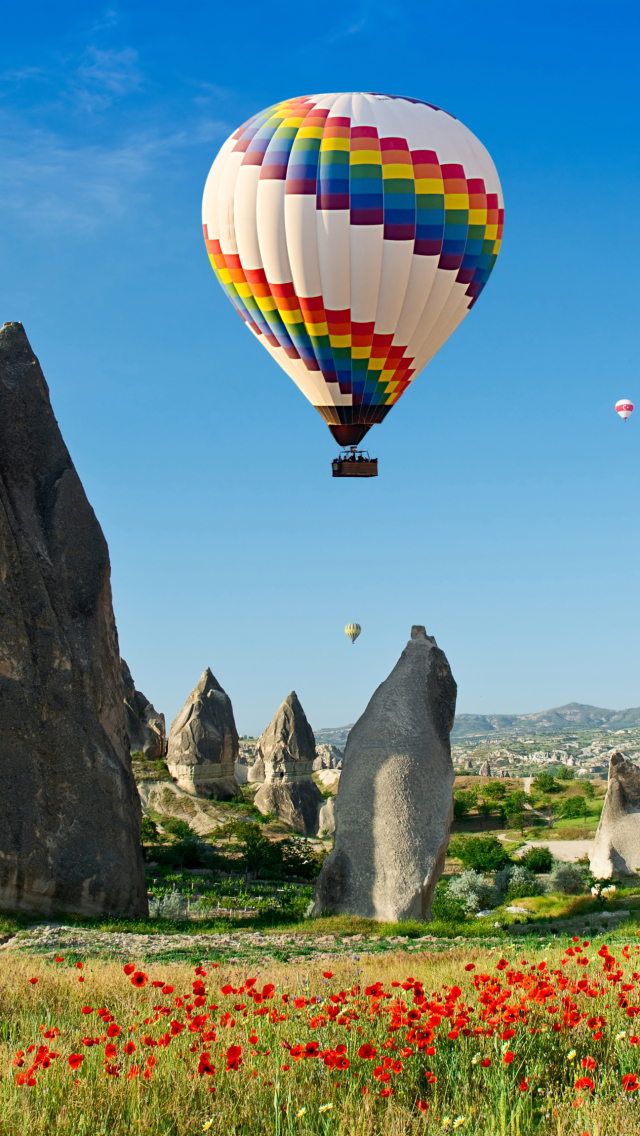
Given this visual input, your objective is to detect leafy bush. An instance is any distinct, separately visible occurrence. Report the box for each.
[493,864,540,903]
[431,879,467,922]
[583,780,595,798]
[448,870,497,913]
[521,845,554,873]
[140,816,160,844]
[450,835,511,872]
[561,796,589,819]
[556,766,575,781]
[533,773,559,793]
[482,781,506,802]
[453,789,477,819]
[148,887,188,919]
[543,862,586,895]
[159,816,198,840]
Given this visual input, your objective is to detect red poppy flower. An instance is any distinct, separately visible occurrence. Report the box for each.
[575,1077,595,1091]
[76,962,83,970]
[416,1100,428,1113]
[106,1024,121,1038]
[249,1035,258,1045]
[581,1057,596,1069]
[323,972,333,978]
[281,1064,290,1072]
[67,1054,84,1070]
[81,1006,93,1015]
[593,1031,603,1041]
[623,1073,639,1092]
[143,1068,152,1080]
[500,1029,516,1040]
[146,1056,156,1068]
[105,1042,117,1059]
[127,1065,140,1080]
[221,984,233,995]
[123,1042,136,1055]
[162,985,174,995]
[503,1052,514,1065]
[380,1087,394,1097]
[226,1045,242,1071]
[123,964,135,976]
[465,964,475,972]
[195,966,207,976]
[497,960,508,971]
[358,1044,377,1060]
[131,971,148,988]
[29,978,37,985]
[519,1078,529,1091]
[55,957,63,963]
[198,1053,216,1076]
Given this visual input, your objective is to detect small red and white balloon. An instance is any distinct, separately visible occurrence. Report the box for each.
[615,399,634,421]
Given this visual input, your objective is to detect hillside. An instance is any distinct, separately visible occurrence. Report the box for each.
[316,702,640,745]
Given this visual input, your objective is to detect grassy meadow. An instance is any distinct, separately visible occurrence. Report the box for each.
[4,936,640,1134]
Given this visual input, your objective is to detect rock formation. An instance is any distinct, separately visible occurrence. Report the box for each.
[313,625,457,921]
[0,322,147,917]
[121,658,166,760]
[317,796,336,837]
[167,668,239,799]
[479,760,491,777]
[313,743,343,771]
[253,692,324,835]
[247,756,265,783]
[590,752,640,878]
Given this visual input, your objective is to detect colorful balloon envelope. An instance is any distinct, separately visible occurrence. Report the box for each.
[203,92,504,447]
[616,399,634,421]
[345,623,361,644]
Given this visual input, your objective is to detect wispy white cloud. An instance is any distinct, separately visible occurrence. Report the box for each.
[72,47,144,111]
[0,115,232,235]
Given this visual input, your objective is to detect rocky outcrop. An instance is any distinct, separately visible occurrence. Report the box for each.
[590,752,640,878]
[0,322,147,917]
[253,692,324,835]
[121,658,166,760]
[317,796,336,837]
[167,669,240,799]
[313,625,457,921]
[313,744,343,771]
[138,780,241,838]
[247,757,265,783]
[479,760,491,777]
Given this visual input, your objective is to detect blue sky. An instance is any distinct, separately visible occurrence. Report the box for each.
[1,2,639,735]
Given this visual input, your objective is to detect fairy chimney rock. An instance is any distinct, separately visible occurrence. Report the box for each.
[121,658,166,760]
[313,625,457,921]
[167,668,240,800]
[590,752,640,879]
[0,322,147,918]
[253,691,324,834]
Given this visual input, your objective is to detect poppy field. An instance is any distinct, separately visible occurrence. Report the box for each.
[3,937,640,1135]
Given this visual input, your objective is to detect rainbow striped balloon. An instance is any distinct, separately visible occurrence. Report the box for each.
[203,92,504,447]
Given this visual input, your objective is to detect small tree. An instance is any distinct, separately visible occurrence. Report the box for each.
[556,766,575,781]
[521,845,554,873]
[583,780,595,799]
[533,772,559,793]
[453,789,478,820]
[456,835,511,872]
[561,796,589,819]
[140,816,160,844]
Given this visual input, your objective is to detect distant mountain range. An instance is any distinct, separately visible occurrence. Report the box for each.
[315,703,640,747]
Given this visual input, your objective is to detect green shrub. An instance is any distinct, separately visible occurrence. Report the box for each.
[521,845,554,873]
[431,879,467,922]
[449,834,511,872]
[448,870,497,913]
[482,781,506,802]
[453,789,477,819]
[583,780,595,798]
[561,796,589,819]
[140,816,160,844]
[533,772,559,793]
[556,766,575,781]
[159,816,197,840]
[543,863,586,895]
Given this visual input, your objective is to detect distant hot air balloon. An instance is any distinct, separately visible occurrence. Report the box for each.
[616,399,634,421]
[345,623,361,644]
[202,92,503,472]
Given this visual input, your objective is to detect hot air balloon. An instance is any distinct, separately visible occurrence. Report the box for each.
[202,92,504,474]
[616,399,634,421]
[345,623,361,644]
